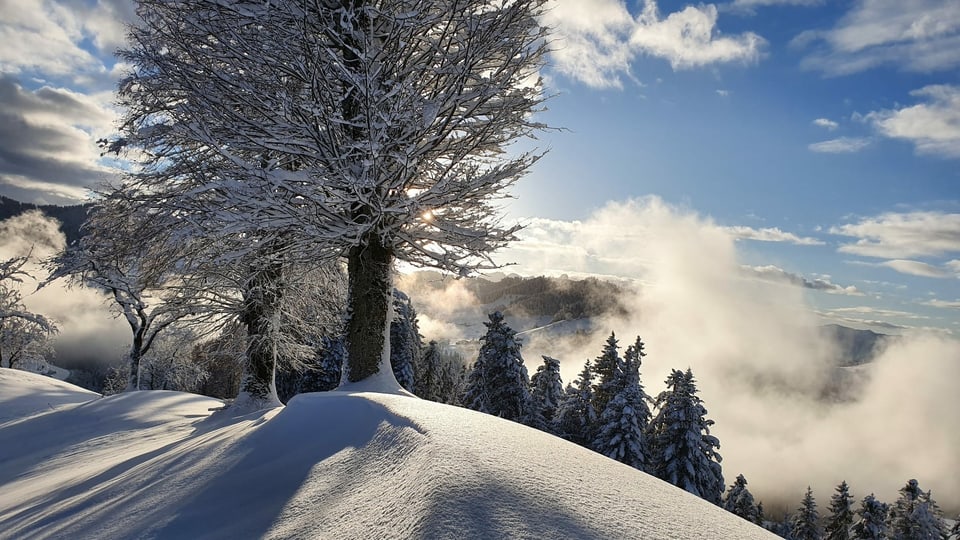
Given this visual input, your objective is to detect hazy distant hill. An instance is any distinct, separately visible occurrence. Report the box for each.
[0,195,91,246]
[820,324,891,367]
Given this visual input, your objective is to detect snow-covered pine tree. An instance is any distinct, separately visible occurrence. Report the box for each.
[110,0,550,407]
[791,487,823,540]
[756,501,766,527]
[553,359,599,446]
[723,474,759,523]
[530,356,564,426]
[851,494,888,540]
[591,332,621,415]
[824,481,854,540]
[390,289,422,392]
[463,312,533,422]
[886,479,948,540]
[647,368,724,504]
[416,341,444,402]
[591,338,651,471]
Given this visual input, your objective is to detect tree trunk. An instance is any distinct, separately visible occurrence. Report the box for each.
[126,333,143,391]
[345,234,393,382]
[236,250,284,409]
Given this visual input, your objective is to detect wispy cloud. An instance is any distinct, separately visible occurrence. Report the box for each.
[724,225,824,245]
[831,211,960,259]
[543,0,765,88]
[793,0,960,75]
[880,259,954,278]
[865,85,960,158]
[744,265,864,295]
[727,0,823,15]
[813,118,839,130]
[808,137,870,153]
[923,298,960,309]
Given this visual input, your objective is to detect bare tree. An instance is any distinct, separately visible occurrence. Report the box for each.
[111,0,549,409]
[0,255,57,371]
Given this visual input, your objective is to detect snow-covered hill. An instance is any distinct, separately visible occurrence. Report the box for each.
[0,369,775,539]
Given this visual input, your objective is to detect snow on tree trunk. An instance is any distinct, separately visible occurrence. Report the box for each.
[344,235,400,388]
[234,253,285,412]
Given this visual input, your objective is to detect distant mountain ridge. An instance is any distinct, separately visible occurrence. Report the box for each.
[0,195,91,246]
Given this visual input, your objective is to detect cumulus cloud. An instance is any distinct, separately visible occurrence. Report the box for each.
[543,0,764,88]
[808,136,871,153]
[794,0,960,75]
[724,225,825,245]
[744,264,864,295]
[0,75,116,204]
[0,0,133,84]
[831,211,960,259]
[813,118,839,130]
[865,85,960,158]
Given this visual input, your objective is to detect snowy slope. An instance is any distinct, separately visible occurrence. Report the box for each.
[0,369,775,539]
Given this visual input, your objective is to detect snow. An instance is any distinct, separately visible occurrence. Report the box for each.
[0,368,775,539]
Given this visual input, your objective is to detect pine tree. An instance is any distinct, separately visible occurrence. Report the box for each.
[463,312,532,422]
[591,332,621,415]
[390,289,422,392]
[886,479,947,540]
[851,494,888,540]
[530,356,564,425]
[647,368,724,504]
[723,474,759,523]
[791,487,823,540]
[553,359,598,446]
[756,501,767,526]
[416,341,444,402]
[824,481,854,540]
[591,343,651,471]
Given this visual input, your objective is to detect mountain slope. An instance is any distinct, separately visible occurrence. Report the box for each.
[0,369,775,539]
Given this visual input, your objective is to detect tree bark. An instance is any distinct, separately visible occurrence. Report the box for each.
[345,234,393,382]
[237,250,284,406]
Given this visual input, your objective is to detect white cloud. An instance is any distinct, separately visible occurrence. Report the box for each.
[727,0,822,15]
[831,211,960,259]
[808,137,871,153]
[923,298,960,309]
[744,264,864,295]
[794,0,960,75]
[865,85,960,158]
[724,225,825,245]
[812,118,839,130]
[716,89,730,97]
[543,0,765,88]
[0,0,133,85]
[881,259,954,278]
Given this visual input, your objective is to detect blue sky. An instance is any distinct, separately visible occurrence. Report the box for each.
[0,0,957,334]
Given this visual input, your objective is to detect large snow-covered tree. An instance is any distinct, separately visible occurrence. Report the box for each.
[851,494,888,540]
[886,479,947,540]
[791,487,822,540]
[463,311,533,422]
[112,0,549,408]
[647,368,724,504]
[46,203,193,390]
[530,356,563,425]
[592,338,651,471]
[554,359,598,446]
[723,474,758,524]
[591,332,621,415]
[824,481,854,540]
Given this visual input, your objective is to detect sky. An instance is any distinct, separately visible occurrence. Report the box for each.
[0,0,958,335]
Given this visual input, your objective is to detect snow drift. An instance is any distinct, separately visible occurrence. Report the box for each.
[0,369,774,539]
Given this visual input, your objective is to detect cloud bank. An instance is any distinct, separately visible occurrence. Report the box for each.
[408,197,960,511]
